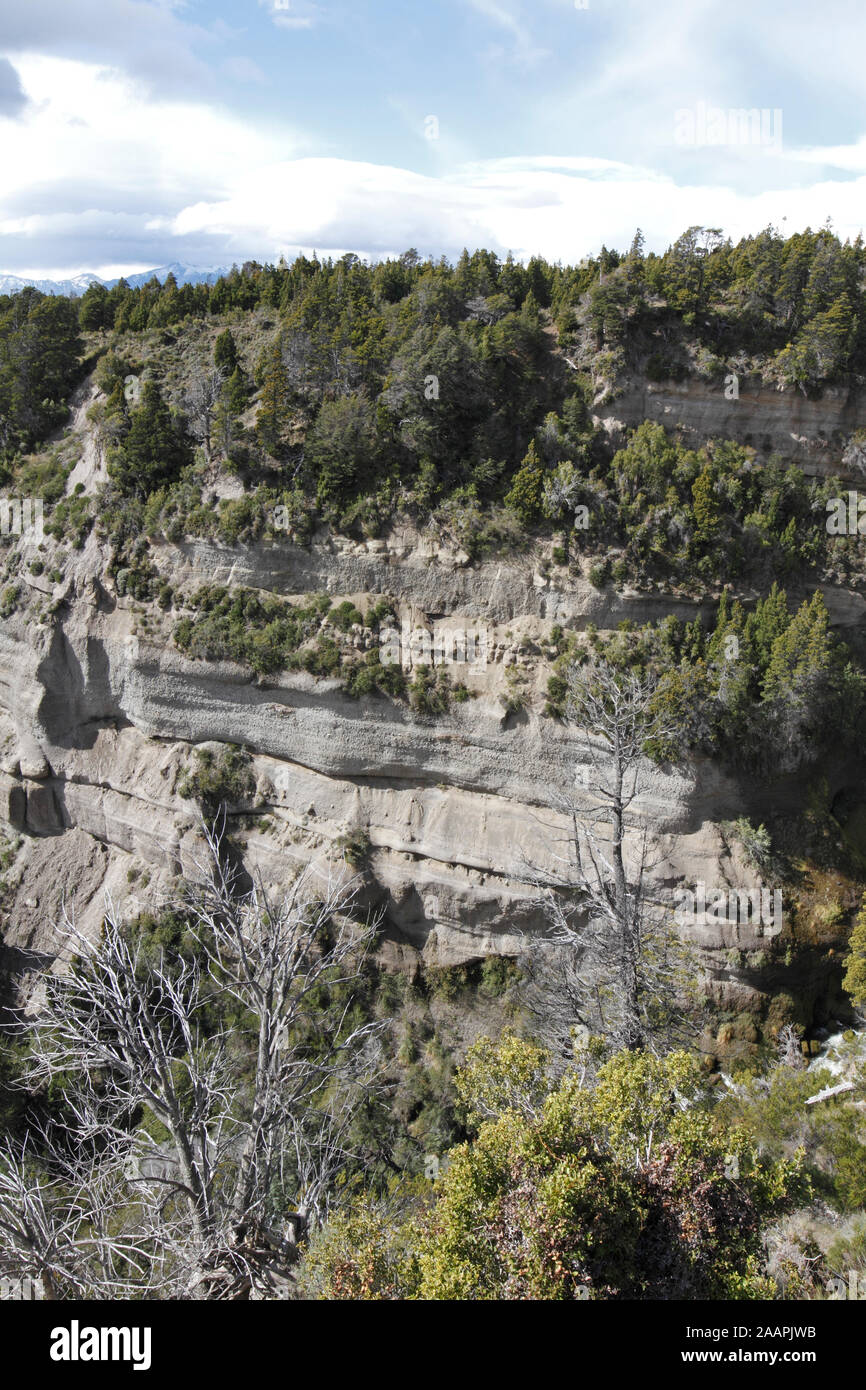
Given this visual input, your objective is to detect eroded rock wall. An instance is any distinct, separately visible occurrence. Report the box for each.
[600,376,866,478]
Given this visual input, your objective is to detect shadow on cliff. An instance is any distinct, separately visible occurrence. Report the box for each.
[0,943,54,1027]
[35,625,125,750]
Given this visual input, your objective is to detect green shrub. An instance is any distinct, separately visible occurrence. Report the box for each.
[330,600,364,631]
[177,744,255,811]
[479,956,517,997]
[336,828,371,868]
[728,818,775,873]
[544,673,568,718]
[409,665,451,715]
[45,494,93,547]
[502,666,528,714]
[366,598,398,631]
[299,636,342,677]
[173,586,333,676]
[0,584,20,618]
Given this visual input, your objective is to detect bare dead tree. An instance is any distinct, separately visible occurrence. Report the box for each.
[281,327,317,398]
[0,826,383,1299]
[520,656,698,1055]
[0,1132,176,1299]
[184,366,227,463]
[182,823,383,1251]
[777,1023,805,1070]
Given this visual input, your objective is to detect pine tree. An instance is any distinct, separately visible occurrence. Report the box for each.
[211,395,236,461]
[256,344,290,456]
[625,229,646,297]
[505,440,545,525]
[691,465,720,541]
[499,252,527,306]
[801,236,849,322]
[775,231,816,328]
[526,256,552,308]
[107,381,191,497]
[78,282,112,332]
[225,366,248,416]
[309,393,378,511]
[745,582,790,673]
[104,380,128,427]
[762,591,831,700]
[214,329,239,375]
[842,895,866,1006]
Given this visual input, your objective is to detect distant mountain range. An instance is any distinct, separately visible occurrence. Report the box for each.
[0,261,234,297]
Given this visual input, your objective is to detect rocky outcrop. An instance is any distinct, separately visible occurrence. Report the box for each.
[0,514,857,1036]
[1,373,863,1042]
[600,376,866,478]
[0,523,747,962]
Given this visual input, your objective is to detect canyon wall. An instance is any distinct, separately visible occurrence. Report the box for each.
[1,376,863,1041]
[600,375,866,478]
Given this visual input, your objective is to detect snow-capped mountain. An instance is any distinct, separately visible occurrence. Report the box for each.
[0,262,234,297]
[117,262,233,291]
[0,271,105,297]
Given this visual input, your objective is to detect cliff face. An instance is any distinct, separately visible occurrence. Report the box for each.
[0,518,854,1024]
[0,527,736,949]
[1,375,862,1040]
[600,376,866,478]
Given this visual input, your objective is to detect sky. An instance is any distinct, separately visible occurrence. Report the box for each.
[2,0,866,277]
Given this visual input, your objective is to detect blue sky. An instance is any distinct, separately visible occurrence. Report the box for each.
[2,0,866,276]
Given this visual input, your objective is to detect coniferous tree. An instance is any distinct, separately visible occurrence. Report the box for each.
[108,381,191,497]
[0,290,81,454]
[225,365,249,416]
[691,465,720,542]
[504,439,545,524]
[843,895,866,1006]
[308,393,379,511]
[214,328,239,375]
[762,590,832,701]
[256,344,291,456]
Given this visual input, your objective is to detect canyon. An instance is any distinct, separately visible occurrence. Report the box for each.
[1,374,863,1053]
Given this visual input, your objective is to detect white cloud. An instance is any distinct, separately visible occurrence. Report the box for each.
[5,50,866,279]
[0,56,28,118]
[0,0,218,99]
[1,56,294,192]
[258,0,322,31]
[465,0,549,65]
[0,55,302,272]
[787,139,866,174]
[170,152,866,266]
